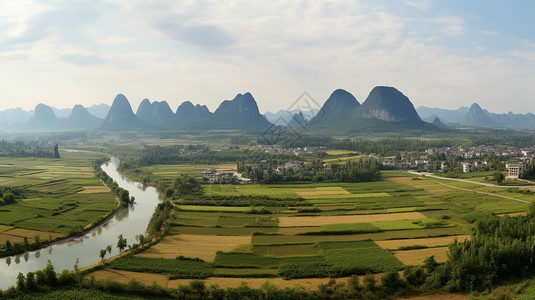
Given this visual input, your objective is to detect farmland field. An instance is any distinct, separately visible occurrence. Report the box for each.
[0,151,119,248]
[92,169,533,289]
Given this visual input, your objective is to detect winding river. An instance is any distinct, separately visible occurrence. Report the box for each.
[0,157,162,290]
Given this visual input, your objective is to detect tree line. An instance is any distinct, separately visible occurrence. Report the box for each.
[0,140,59,158]
[93,159,134,207]
[238,158,381,183]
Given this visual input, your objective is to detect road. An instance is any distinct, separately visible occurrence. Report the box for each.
[407,171,531,204]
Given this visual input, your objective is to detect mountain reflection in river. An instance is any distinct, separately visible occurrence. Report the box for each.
[0,157,162,290]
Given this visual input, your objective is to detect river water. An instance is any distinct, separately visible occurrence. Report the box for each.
[0,157,162,290]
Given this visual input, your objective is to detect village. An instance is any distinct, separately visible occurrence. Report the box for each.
[382,145,535,179]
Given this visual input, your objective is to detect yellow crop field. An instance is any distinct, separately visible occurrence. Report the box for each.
[0,225,13,233]
[0,234,25,244]
[375,235,470,250]
[90,268,385,290]
[278,212,426,227]
[78,185,110,193]
[4,228,63,239]
[392,247,449,265]
[137,234,251,261]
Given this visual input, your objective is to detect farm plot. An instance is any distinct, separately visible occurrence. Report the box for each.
[204,184,300,199]
[0,234,25,244]
[169,225,277,236]
[0,225,14,233]
[392,247,449,265]
[253,227,464,244]
[78,185,110,193]
[213,240,402,278]
[278,212,426,227]
[176,205,252,212]
[375,235,470,250]
[91,268,380,290]
[137,234,251,261]
[317,219,427,234]
[252,243,320,256]
[294,187,350,196]
[2,228,63,240]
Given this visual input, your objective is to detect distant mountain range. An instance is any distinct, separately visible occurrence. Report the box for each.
[264,109,318,126]
[417,104,535,129]
[2,86,533,133]
[0,103,111,131]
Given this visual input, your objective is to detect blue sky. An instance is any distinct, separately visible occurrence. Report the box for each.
[0,0,534,114]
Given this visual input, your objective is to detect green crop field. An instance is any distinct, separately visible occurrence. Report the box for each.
[0,151,118,242]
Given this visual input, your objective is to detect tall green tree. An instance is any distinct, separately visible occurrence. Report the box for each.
[117,234,127,253]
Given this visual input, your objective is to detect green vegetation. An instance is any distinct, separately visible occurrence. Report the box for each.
[426,204,535,292]
[0,152,119,257]
[163,174,203,199]
[107,256,213,279]
[0,186,24,206]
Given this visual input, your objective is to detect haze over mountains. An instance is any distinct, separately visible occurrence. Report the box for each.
[1,86,534,133]
[417,103,535,129]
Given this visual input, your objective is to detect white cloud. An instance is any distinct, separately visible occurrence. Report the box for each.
[406,0,431,11]
[511,50,535,61]
[432,16,465,37]
[480,30,498,35]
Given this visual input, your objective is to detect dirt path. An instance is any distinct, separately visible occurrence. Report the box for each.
[407,171,530,204]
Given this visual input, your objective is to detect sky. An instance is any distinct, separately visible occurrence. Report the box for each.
[0,0,534,114]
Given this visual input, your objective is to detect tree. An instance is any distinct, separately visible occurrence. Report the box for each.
[106,244,112,258]
[136,234,145,246]
[493,171,505,185]
[119,189,131,206]
[117,234,127,253]
[423,255,438,272]
[34,235,40,246]
[26,272,37,291]
[5,240,12,251]
[16,272,25,291]
[99,249,107,262]
[43,260,57,286]
[53,144,60,159]
[23,236,29,248]
[362,274,376,291]
[3,192,15,204]
[172,174,203,197]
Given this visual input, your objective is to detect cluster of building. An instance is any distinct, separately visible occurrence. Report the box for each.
[201,169,251,184]
[275,161,306,172]
[380,146,535,179]
[425,146,535,160]
[176,149,204,156]
[383,158,527,179]
[258,145,327,156]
